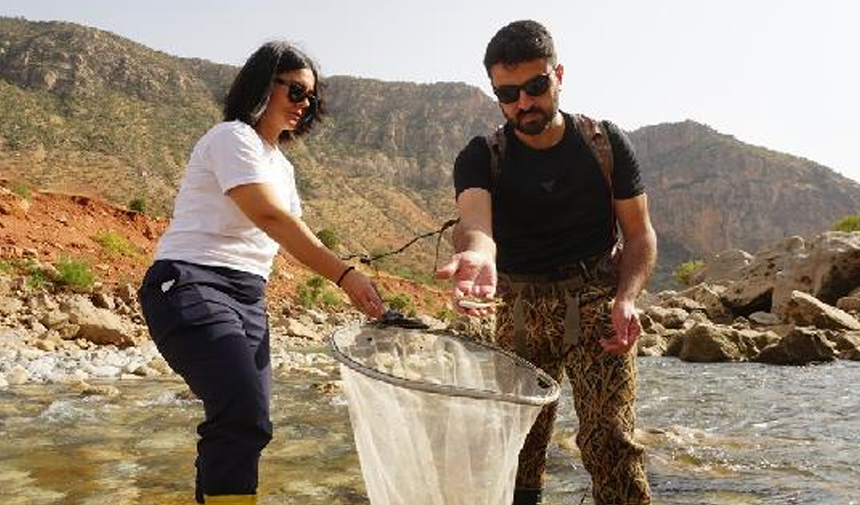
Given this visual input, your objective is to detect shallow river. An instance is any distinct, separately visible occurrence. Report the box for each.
[0,357,857,505]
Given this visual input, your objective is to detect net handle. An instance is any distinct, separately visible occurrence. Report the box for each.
[329,325,561,407]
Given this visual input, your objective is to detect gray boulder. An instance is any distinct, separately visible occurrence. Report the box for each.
[679,322,777,362]
[60,295,137,347]
[722,236,806,314]
[826,331,860,360]
[691,248,754,284]
[772,232,860,314]
[781,291,860,331]
[754,327,838,365]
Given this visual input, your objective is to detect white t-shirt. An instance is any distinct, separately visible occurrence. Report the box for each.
[155,120,302,279]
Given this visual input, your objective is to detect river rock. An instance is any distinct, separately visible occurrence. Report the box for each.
[679,323,740,362]
[836,296,860,314]
[781,291,860,331]
[679,284,733,323]
[78,382,121,398]
[749,311,781,326]
[692,248,754,284]
[664,330,685,357]
[679,323,774,362]
[661,296,706,313]
[645,306,689,330]
[26,292,58,311]
[61,295,137,347]
[84,364,122,378]
[7,365,29,385]
[722,236,806,314]
[114,283,138,306]
[0,296,24,316]
[286,317,321,341]
[40,309,69,329]
[312,380,343,395]
[772,232,860,314]
[826,331,860,360]
[754,327,838,365]
[91,291,116,310]
[637,333,667,357]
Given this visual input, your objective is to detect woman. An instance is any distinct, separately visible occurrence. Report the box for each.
[138,41,385,505]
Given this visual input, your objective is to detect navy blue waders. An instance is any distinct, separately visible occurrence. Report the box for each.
[139,260,271,504]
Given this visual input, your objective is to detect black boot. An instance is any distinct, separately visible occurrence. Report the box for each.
[513,487,542,505]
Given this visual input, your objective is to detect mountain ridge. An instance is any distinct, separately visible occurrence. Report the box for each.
[2,16,859,288]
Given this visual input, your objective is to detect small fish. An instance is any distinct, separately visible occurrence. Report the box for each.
[457,298,496,310]
[161,279,176,293]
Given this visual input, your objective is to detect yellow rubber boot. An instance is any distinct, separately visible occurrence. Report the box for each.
[203,495,257,504]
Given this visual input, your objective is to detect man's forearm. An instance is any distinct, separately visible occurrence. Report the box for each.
[453,223,496,258]
[615,228,657,302]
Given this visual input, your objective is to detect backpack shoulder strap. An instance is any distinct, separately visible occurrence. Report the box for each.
[572,113,614,189]
[572,113,618,243]
[484,124,506,193]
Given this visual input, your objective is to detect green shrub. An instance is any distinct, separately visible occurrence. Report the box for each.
[316,228,339,249]
[306,275,326,290]
[94,230,138,258]
[387,265,438,286]
[385,293,416,316]
[0,260,15,275]
[10,182,31,200]
[53,256,96,291]
[297,275,341,309]
[25,268,51,291]
[434,306,456,323]
[673,260,705,286]
[0,258,50,291]
[128,197,147,213]
[833,214,860,232]
[318,289,342,307]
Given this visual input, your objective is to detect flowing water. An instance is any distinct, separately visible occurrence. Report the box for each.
[0,356,857,505]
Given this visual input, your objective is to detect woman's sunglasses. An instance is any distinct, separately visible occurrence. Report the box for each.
[492,73,551,104]
[274,77,316,104]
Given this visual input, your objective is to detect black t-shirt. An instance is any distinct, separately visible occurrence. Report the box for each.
[453,112,644,274]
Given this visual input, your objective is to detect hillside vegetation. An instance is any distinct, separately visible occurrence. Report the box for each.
[3,16,860,289]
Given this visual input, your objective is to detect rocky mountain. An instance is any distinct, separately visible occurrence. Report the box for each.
[631,121,860,265]
[0,17,229,215]
[2,16,859,288]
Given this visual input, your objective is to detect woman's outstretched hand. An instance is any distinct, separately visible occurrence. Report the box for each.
[340,270,386,319]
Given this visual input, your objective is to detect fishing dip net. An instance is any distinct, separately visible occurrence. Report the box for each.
[330,316,560,505]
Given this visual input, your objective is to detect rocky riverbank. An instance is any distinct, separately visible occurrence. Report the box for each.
[1,231,859,392]
[0,282,356,391]
[637,231,860,364]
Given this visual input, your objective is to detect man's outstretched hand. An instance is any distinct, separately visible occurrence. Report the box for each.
[436,250,497,317]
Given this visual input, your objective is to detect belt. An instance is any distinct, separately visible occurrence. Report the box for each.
[499,247,618,356]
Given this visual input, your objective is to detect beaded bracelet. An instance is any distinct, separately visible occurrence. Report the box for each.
[336,265,355,287]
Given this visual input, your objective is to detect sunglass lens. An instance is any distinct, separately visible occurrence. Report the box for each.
[493,74,551,104]
[524,75,550,97]
[494,86,519,104]
[288,83,310,102]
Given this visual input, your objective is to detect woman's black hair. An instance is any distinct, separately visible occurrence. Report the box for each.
[223,41,325,142]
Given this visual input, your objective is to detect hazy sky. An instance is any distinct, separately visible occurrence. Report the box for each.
[4,0,859,183]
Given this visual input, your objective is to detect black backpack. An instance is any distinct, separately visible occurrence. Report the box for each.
[484,113,617,242]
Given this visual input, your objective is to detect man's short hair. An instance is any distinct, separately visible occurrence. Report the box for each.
[483,20,556,75]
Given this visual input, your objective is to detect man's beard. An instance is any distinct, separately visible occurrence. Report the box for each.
[509,106,553,135]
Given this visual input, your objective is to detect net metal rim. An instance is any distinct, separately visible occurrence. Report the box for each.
[329,324,560,407]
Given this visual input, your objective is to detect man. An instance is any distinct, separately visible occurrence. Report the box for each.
[437,20,656,505]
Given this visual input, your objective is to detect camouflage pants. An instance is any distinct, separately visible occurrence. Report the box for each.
[496,276,651,505]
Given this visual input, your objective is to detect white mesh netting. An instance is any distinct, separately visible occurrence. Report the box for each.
[331,324,560,505]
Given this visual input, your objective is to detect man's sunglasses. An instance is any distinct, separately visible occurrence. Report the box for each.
[492,73,551,104]
[274,77,316,104]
